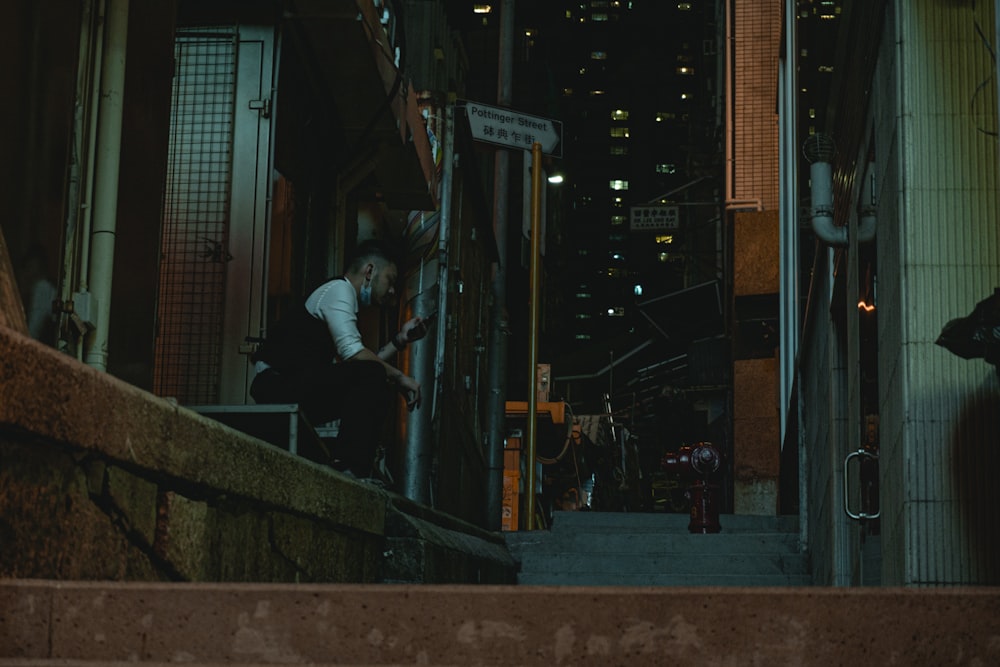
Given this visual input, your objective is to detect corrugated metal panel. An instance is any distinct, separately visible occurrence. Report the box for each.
[888,0,1000,585]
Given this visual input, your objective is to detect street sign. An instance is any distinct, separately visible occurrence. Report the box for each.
[462,101,562,157]
[630,205,680,231]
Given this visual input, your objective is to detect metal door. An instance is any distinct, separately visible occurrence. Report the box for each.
[154,25,274,405]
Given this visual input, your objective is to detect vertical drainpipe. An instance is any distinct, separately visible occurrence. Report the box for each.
[484,0,515,531]
[779,0,807,548]
[402,104,456,506]
[83,0,129,372]
[779,0,799,449]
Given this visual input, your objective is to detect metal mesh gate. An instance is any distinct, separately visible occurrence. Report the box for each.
[153,28,238,403]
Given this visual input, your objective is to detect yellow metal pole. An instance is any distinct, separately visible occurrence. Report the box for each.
[526,143,543,530]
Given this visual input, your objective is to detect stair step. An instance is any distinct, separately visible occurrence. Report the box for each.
[506,531,802,555]
[516,572,814,586]
[507,511,810,587]
[546,510,800,534]
[517,551,809,576]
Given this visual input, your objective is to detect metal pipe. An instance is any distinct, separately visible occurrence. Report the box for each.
[525,142,543,530]
[61,0,99,357]
[424,103,455,505]
[83,0,128,372]
[79,0,107,292]
[484,0,515,531]
[779,0,800,448]
[402,274,437,503]
[62,0,95,305]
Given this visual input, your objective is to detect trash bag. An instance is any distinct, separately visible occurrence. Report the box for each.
[936,289,1000,367]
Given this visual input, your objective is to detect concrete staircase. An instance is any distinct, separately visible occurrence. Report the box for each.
[504,510,812,586]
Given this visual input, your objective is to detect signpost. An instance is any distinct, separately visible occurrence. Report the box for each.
[462,100,562,157]
[463,100,561,529]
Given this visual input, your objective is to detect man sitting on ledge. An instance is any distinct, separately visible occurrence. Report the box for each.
[250,240,428,479]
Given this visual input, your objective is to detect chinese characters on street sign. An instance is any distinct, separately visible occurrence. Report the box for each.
[463,101,562,157]
[630,205,680,231]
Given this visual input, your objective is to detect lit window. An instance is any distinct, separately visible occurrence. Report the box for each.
[808,108,816,119]
[575,291,592,299]
[658,252,670,262]
[578,249,590,256]
[607,267,624,278]
[655,163,676,174]
[655,234,674,244]
[592,12,608,21]
[473,4,492,14]
[590,90,606,95]
[591,51,607,60]
[818,65,834,73]
[611,109,629,121]
[677,3,692,10]
[655,112,676,122]
[610,127,630,138]
[676,66,694,75]
[607,306,625,317]
[591,0,609,6]
[609,179,629,191]
[575,313,592,319]
[610,145,629,155]
[575,334,592,340]
[610,252,625,261]
[680,92,692,100]
[612,197,624,207]
[611,215,627,225]
[633,284,643,296]
[562,87,574,96]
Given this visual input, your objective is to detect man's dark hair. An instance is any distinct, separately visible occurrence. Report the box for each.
[348,239,398,272]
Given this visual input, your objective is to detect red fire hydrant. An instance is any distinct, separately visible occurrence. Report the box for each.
[661,442,723,533]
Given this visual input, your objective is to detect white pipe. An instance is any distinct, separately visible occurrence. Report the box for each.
[811,160,877,247]
[83,0,128,372]
[809,161,848,246]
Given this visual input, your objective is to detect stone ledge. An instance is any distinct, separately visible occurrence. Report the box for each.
[2,580,998,665]
[0,326,516,585]
[0,326,384,532]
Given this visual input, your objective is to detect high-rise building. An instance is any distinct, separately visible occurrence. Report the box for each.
[521,1,726,412]
[447,1,727,511]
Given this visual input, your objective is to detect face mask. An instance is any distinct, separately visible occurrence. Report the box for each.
[360,267,374,305]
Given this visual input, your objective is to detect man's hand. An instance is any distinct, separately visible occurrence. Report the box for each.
[396,374,422,411]
[397,315,431,346]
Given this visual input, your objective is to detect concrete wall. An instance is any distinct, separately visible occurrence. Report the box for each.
[0,323,515,585]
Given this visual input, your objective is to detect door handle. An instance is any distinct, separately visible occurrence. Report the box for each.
[844,448,881,520]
